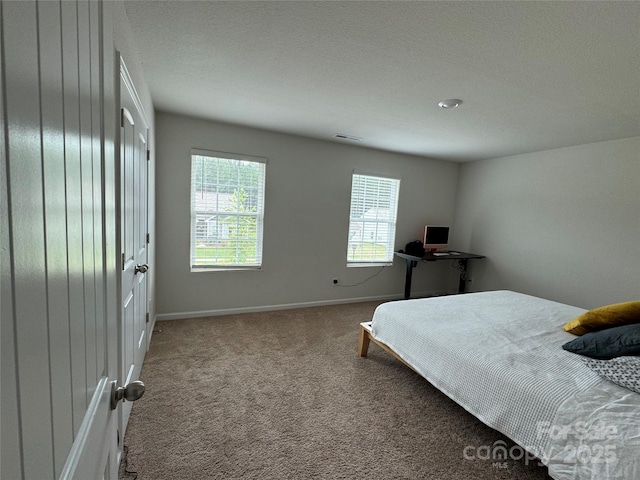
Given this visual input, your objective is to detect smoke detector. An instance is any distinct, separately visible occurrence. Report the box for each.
[438,99,462,109]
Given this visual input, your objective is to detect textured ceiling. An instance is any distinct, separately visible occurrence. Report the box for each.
[124,1,640,162]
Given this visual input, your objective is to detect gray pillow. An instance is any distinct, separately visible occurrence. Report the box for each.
[582,356,640,394]
[562,323,640,359]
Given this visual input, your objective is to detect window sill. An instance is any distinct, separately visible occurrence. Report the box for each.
[347,262,392,268]
[190,266,262,273]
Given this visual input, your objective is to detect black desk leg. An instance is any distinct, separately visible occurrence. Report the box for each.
[404,260,416,299]
[458,258,469,293]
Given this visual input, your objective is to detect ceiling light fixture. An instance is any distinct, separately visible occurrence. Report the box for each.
[438,99,462,109]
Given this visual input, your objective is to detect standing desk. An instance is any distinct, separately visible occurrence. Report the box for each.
[395,251,485,299]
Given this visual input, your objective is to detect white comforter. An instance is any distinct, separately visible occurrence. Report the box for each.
[370,290,640,480]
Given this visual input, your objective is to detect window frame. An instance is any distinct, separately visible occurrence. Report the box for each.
[190,148,267,272]
[346,172,401,267]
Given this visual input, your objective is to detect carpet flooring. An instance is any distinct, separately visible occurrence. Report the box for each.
[121,301,552,479]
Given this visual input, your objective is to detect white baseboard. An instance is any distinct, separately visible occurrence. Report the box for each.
[155,290,445,321]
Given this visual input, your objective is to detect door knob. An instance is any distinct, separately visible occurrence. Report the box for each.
[110,380,145,410]
[134,263,149,274]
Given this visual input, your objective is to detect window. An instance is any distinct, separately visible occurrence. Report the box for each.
[190,149,266,270]
[347,173,400,265]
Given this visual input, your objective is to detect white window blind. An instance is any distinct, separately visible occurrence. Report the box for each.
[190,149,266,270]
[347,173,400,265]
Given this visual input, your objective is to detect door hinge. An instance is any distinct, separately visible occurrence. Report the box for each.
[121,253,125,270]
[146,233,150,244]
[146,149,150,161]
[120,109,124,128]
[146,312,150,323]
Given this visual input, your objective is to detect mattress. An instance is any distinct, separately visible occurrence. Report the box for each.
[369,290,640,479]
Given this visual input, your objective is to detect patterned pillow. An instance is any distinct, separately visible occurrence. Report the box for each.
[582,356,640,394]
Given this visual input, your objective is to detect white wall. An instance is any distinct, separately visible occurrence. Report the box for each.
[453,136,640,309]
[155,112,460,317]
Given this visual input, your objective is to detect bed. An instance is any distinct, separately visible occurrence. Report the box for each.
[357,290,640,480]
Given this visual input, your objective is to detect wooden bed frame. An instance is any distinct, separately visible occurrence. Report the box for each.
[357,321,415,371]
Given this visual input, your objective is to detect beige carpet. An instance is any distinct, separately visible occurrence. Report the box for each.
[121,301,551,479]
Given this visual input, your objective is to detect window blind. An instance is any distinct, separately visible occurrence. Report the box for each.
[190,150,266,270]
[347,173,400,265]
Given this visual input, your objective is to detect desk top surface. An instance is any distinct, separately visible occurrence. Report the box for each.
[395,251,485,262]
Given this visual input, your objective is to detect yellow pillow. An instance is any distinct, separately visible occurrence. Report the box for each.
[563,301,640,335]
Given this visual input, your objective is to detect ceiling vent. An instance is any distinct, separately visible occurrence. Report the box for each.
[334,133,362,142]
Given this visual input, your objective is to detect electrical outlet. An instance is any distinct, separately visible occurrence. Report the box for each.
[332,278,339,285]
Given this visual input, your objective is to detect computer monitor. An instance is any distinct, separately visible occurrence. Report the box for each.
[423,225,449,252]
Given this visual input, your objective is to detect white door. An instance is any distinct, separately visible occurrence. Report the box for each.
[120,59,150,434]
[1,1,123,479]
